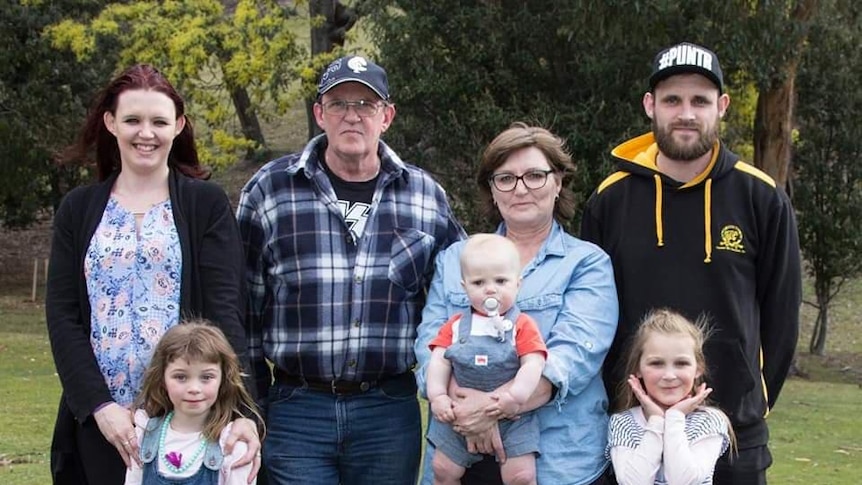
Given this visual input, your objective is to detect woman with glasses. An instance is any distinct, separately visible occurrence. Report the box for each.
[416,122,620,485]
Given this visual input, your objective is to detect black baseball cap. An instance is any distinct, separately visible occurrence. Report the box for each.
[317,55,390,100]
[649,42,723,93]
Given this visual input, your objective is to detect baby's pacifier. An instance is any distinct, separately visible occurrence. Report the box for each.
[483,297,500,317]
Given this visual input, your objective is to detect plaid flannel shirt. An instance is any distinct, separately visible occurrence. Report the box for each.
[237,135,465,396]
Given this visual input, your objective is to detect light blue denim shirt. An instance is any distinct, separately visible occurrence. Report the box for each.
[415,221,619,484]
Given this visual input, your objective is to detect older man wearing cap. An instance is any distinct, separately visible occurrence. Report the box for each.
[581,42,801,484]
[237,55,465,484]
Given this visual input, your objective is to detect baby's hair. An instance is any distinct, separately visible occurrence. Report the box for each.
[460,233,521,274]
[615,308,736,452]
[135,319,262,442]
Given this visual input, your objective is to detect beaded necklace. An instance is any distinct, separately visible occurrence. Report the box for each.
[158,411,208,475]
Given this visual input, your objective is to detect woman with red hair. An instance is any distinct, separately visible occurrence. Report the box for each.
[46,64,260,485]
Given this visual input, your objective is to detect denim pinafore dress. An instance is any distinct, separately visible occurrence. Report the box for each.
[139,414,223,485]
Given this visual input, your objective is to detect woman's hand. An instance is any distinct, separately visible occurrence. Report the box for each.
[669,382,712,415]
[450,383,498,436]
[93,402,139,468]
[465,425,506,463]
[223,417,261,484]
[484,390,522,420]
[627,374,664,420]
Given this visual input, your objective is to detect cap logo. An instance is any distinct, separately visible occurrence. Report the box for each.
[347,56,368,74]
[657,44,714,73]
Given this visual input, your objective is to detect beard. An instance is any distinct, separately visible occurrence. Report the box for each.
[653,117,719,161]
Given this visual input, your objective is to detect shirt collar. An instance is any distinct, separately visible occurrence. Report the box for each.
[289,134,408,180]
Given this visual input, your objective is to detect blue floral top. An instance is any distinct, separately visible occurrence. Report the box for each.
[84,197,182,407]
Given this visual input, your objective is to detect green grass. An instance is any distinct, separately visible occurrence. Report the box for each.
[1,296,860,484]
[0,297,58,484]
[768,379,860,483]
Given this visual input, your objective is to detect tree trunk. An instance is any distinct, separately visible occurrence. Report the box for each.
[213,48,266,160]
[228,84,266,159]
[307,0,336,140]
[809,282,829,355]
[754,78,795,189]
[752,0,818,190]
[307,0,358,140]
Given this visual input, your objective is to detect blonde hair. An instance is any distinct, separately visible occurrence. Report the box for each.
[135,319,262,442]
[460,233,520,275]
[616,308,736,451]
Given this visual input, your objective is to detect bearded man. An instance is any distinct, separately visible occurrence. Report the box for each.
[580,42,801,485]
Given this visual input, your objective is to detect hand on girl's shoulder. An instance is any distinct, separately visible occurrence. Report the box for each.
[218,422,257,485]
[219,421,249,461]
[132,409,151,428]
[219,422,256,485]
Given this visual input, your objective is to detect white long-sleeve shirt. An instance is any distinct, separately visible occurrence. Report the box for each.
[607,406,730,485]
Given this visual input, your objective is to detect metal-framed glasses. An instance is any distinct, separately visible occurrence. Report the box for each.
[489,169,555,192]
[321,99,385,117]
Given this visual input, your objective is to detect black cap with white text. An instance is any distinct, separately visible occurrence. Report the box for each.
[649,42,723,93]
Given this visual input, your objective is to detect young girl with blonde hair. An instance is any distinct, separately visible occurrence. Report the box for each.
[607,308,734,485]
[124,320,262,485]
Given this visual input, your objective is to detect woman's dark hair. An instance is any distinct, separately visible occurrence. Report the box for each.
[62,64,208,181]
[476,122,576,225]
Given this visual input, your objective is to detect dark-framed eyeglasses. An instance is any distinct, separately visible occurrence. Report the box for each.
[321,99,385,117]
[488,170,555,192]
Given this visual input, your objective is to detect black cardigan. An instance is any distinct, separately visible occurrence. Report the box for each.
[46,169,251,423]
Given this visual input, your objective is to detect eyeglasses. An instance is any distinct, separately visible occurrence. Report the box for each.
[488,170,555,192]
[321,99,385,118]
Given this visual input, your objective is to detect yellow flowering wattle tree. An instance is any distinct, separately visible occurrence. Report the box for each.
[46,0,304,167]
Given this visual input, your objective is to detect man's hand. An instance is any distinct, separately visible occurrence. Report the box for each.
[223,417,261,484]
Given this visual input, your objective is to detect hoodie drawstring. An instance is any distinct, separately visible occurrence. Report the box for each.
[704,179,713,263]
[653,175,664,247]
[653,174,714,263]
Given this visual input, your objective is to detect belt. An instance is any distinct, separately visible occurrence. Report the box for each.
[275,369,405,395]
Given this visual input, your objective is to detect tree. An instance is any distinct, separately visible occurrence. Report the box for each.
[743,0,818,190]
[362,1,796,232]
[47,0,304,165]
[305,0,359,139]
[363,1,652,232]
[794,0,862,355]
[0,0,116,228]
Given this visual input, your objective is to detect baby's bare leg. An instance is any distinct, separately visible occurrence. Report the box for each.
[432,450,466,485]
[499,454,537,485]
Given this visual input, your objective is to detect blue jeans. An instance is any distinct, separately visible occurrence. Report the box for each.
[262,375,421,485]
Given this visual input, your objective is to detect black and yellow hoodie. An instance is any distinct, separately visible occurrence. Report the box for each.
[580,132,802,450]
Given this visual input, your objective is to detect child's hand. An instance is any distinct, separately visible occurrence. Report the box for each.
[430,395,455,423]
[669,382,712,415]
[484,390,521,419]
[627,374,664,419]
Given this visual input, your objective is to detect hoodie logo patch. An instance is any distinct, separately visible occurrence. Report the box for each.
[716,225,745,253]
